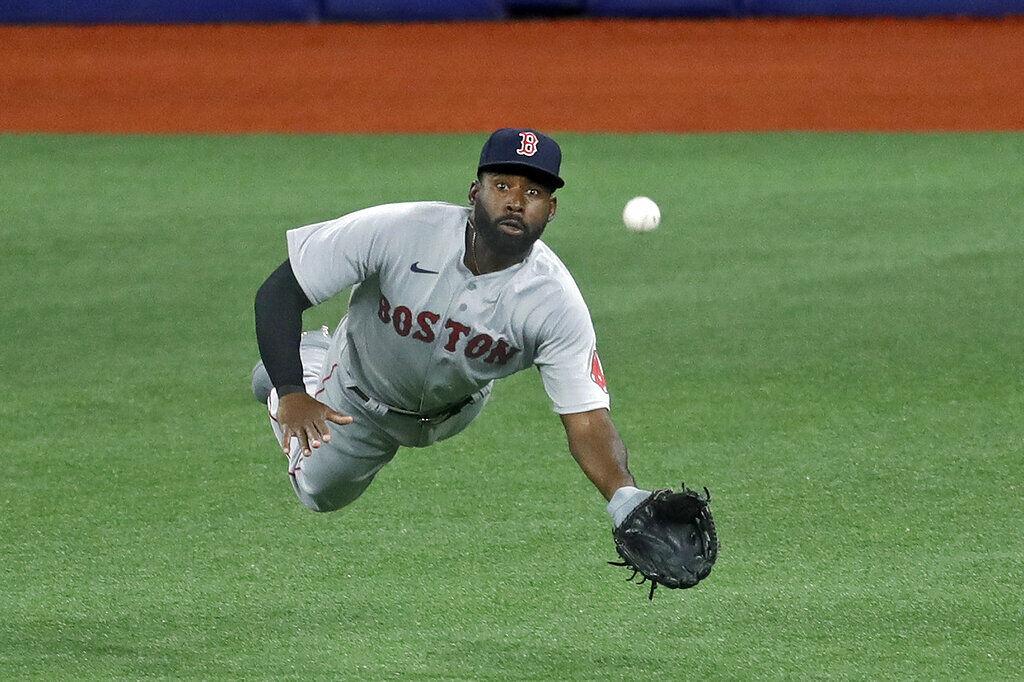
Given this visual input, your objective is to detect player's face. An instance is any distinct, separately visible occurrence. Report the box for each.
[469,172,557,257]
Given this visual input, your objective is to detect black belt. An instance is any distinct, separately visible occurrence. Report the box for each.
[346,385,474,425]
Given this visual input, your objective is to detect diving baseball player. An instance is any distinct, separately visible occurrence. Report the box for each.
[253,128,653,533]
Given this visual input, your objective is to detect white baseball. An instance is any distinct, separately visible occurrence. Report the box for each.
[622,196,660,233]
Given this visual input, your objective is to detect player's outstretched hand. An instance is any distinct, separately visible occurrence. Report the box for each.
[277,392,354,456]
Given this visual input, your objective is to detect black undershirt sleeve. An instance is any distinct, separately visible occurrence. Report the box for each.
[254,259,314,397]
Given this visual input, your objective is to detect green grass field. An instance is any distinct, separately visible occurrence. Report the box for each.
[2,133,1022,679]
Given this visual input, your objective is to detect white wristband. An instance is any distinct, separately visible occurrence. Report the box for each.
[606,486,652,528]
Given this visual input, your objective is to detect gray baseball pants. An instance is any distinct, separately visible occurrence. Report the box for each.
[265,328,488,512]
[267,329,399,512]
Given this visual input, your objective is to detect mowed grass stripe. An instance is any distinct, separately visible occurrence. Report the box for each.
[1,133,1021,679]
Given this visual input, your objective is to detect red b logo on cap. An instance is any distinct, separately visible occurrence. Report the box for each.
[516,132,539,157]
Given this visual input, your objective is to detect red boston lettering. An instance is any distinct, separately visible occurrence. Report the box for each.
[377,299,521,364]
[484,338,520,366]
[412,310,439,343]
[392,306,412,336]
[443,319,471,351]
[464,333,493,358]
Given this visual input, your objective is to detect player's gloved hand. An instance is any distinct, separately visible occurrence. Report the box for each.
[607,486,653,527]
[276,391,354,456]
[607,483,719,599]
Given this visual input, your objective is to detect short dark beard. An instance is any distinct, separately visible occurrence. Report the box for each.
[472,203,544,258]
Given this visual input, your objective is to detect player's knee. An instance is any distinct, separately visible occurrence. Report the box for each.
[291,474,364,513]
[294,492,331,513]
[297,493,351,514]
[300,498,335,513]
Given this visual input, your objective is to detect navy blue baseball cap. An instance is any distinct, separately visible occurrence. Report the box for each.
[477,128,565,190]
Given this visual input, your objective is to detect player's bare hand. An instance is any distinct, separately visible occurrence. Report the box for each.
[277,391,354,456]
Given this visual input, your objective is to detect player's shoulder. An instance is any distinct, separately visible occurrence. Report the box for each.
[342,201,468,228]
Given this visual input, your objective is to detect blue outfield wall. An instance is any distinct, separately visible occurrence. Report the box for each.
[0,0,319,23]
[744,0,1024,16]
[322,0,505,22]
[2,0,1023,23]
[586,0,742,17]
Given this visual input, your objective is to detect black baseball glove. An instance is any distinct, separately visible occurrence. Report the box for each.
[609,484,719,599]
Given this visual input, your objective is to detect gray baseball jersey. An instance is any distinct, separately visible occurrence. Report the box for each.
[286,201,610,418]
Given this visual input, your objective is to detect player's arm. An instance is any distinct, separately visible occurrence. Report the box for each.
[255,259,311,398]
[561,409,652,526]
[560,408,633,499]
[254,258,352,455]
[532,287,653,523]
[258,207,400,453]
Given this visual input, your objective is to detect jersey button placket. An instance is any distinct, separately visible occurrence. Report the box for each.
[422,272,473,399]
[459,280,477,313]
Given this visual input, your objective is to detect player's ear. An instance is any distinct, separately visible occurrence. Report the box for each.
[547,195,557,221]
[468,180,479,205]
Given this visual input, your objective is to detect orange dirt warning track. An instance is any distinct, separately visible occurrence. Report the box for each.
[1,18,1022,133]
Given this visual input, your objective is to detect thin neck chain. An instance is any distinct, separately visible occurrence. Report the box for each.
[470,225,480,275]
